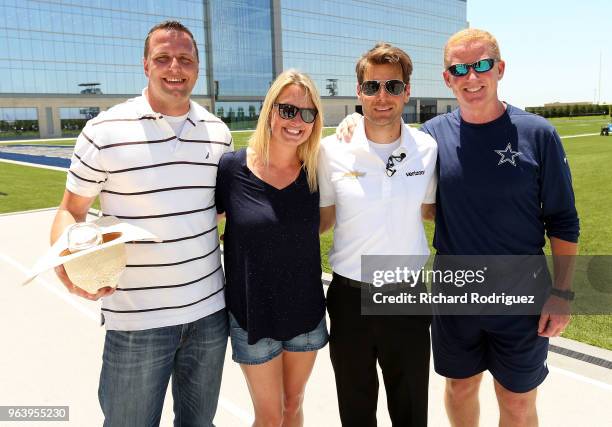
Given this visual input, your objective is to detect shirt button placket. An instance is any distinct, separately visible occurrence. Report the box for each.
[382,175,393,237]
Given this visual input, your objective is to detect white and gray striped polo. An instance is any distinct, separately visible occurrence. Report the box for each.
[66,90,232,331]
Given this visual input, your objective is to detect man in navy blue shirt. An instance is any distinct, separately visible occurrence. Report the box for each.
[338,27,579,427]
[420,28,579,427]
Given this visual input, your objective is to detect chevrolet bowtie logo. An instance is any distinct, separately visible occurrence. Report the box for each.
[343,171,366,178]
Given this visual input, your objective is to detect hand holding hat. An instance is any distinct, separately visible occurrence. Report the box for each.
[24,216,160,296]
[54,263,115,300]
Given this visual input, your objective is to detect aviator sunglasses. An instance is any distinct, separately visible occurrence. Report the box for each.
[274,103,318,124]
[360,79,406,96]
[447,58,496,77]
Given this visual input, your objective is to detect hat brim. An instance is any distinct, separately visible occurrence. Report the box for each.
[22,216,161,286]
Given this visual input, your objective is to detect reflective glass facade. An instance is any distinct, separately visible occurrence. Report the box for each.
[0,0,207,95]
[280,0,467,99]
[0,0,466,134]
[209,1,273,98]
[0,0,465,98]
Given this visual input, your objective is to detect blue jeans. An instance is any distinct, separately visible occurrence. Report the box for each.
[98,309,228,427]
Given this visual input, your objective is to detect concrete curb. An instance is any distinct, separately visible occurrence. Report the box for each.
[550,336,612,369]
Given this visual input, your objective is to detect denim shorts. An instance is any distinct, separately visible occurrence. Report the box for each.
[229,313,329,365]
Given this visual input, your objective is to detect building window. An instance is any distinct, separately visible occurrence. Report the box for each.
[216,101,261,131]
[0,108,39,139]
[60,107,100,137]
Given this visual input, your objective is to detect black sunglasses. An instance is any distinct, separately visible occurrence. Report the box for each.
[360,79,406,96]
[385,152,406,177]
[274,103,317,124]
[447,58,496,77]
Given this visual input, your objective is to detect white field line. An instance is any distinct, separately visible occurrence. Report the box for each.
[0,206,58,217]
[0,158,68,172]
[560,133,600,139]
[548,365,612,392]
[0,137,76,144]
[0,252,99,321]
[0,251,251,425]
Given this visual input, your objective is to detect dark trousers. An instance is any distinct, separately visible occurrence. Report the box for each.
[327,274,431,427]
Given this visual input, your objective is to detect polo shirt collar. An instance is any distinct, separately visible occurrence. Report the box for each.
[352,116,414,153]
[136,88,209,122]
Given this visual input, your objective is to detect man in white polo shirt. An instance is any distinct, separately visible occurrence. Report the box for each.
[318,43,437,426]
[50,21,231,426]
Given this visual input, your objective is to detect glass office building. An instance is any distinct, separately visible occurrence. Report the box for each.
[0,0,467,137]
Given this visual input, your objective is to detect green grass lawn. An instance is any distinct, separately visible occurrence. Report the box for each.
[561,135,612,254]
[549,115,609,136]
[0,162,101,213]
[0,138,77,146]
[0,163,68,213]
[553,134,612,349]
[1,121,610,348]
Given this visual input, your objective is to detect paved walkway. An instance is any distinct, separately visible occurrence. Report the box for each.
[0,208,611,426]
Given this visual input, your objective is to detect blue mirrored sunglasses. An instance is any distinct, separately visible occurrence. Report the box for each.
[447,58,496,77]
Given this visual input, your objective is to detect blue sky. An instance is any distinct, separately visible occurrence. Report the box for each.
[467,0,611,108]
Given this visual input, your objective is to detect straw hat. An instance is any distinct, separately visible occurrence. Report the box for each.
[24,216,160,293]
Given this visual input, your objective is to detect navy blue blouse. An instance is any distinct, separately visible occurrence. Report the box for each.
[215,149,325,344]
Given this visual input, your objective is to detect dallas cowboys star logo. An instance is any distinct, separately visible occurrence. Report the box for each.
[494,143,522,166]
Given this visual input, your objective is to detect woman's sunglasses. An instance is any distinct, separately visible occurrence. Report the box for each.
[447,58,496,77]
[360,79,406,96]
[274,103,318,124]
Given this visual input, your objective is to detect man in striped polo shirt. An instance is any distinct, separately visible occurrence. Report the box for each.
[50,21,232,426]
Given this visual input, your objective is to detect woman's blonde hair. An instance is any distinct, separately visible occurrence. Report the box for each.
[248,69,323,193]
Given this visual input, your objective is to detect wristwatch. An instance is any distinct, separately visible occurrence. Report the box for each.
[550,288,575,301]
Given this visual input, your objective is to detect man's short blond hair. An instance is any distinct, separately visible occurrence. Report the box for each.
[444,28,501,68]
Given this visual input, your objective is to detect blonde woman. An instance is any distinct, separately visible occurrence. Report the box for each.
[215,70,326,426]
